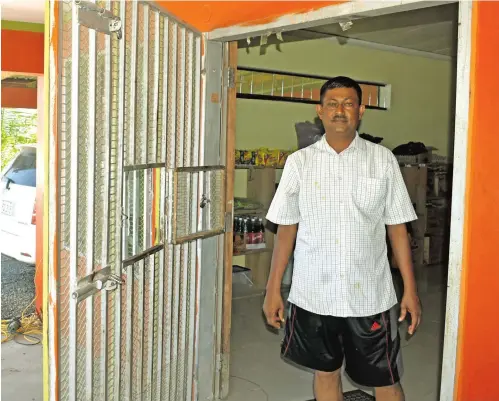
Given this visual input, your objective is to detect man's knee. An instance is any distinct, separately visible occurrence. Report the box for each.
[315,369,341,381]
[375,382,405,400]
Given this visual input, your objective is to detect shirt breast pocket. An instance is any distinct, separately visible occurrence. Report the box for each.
[353,177,386,215]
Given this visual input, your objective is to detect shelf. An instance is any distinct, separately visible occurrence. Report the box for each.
[233,247,273,257]
[235,165,283,170]
[234,208,267,216]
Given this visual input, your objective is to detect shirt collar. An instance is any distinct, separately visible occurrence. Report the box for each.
[321,132,366,154]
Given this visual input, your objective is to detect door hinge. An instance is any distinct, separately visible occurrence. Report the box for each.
[227,67,236,89]
[71,266,124,303]
[76,0,123,39]
[224,211,233,233]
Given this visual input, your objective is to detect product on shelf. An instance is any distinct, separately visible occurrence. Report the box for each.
[266,149,280,167]
[234,197,263,211]
[255,148,267,166]
[233,217,245,253]
[232,215,266,253]
[235,148,295,168]
[278,150,291,167]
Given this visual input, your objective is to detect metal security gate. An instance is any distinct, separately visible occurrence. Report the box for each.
[45,1,226,400]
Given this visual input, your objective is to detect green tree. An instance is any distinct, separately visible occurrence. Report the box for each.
[1,108,37,170]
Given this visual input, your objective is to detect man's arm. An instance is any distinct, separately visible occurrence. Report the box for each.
[387,223,421,334]
[263,224,298,329]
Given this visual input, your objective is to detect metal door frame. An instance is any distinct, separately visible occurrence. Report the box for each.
[210,2,472,401]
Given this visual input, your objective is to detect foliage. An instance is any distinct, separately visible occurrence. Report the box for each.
[1,109,37,170]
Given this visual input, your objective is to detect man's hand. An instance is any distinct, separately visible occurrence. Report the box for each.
[263,290,285,329]
[399,290,422,335]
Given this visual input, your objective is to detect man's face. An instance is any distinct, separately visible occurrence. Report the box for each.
[316,87,365,136]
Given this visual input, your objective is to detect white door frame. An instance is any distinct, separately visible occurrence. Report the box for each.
[210,1,472,400]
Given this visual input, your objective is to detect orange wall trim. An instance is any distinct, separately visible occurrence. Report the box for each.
[1,29,44,74]
[156,1,340,31]
[455,2,499,400]
[1,86,37,109]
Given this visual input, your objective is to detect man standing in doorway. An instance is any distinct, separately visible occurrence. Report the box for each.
[263,76,421,401]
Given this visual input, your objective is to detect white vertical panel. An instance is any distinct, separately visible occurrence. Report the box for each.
[68,4,80,400]
[86,13,97,401]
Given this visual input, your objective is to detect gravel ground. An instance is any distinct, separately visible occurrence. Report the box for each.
[1,254,36,319]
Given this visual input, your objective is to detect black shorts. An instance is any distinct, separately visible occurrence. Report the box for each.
[281,304,402,388]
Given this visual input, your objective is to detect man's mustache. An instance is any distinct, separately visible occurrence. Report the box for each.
[332,116,347,122]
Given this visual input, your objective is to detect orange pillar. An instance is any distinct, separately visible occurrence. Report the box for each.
[455,2,499,400]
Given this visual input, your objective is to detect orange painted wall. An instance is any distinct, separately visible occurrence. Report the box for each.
[1,29,44,74]
[1,87,37,109]
[455,2,499,400]
[155,1,340,31]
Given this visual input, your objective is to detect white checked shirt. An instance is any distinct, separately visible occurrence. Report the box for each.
[267,134,417,317]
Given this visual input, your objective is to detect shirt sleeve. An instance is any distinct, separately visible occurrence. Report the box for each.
[266,154,300,225]
[383,153,418,225]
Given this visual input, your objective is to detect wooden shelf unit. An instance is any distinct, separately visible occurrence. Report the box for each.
[233,247,273,257]
[234,167,277,289]
[235,164,284,170]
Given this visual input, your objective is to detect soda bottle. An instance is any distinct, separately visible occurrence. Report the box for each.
[242,217,249,249]
[257,218,265,247]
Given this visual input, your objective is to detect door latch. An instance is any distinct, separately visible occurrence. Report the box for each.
[72,266,124,303]
[76,0,123,40]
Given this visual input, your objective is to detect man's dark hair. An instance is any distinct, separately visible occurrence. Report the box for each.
[320,76,362,105]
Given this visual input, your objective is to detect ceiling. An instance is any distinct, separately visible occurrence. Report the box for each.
[238,3,458,58]
[0,0,45,23]
[1,1,458,57]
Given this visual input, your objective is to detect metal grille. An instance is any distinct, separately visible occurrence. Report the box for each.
[172,167,225,244]
[47,1,215,400]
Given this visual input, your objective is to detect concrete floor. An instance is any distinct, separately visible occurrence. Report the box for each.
[1,340,42,401]
[227,266,446,401]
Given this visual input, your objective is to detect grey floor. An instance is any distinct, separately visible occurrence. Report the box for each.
[1,340,42,401]
[227,266,446,401]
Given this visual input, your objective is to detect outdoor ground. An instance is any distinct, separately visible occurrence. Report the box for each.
[1,340,42,401]
[1,254,42,401]
[1,254,36,319]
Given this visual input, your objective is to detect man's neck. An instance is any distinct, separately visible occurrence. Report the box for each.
[325,131,356,154]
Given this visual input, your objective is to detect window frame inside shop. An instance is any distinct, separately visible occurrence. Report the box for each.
[236,66,390,110]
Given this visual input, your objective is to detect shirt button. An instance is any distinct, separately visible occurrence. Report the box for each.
[335,239,339,244]
[338,176,342,181]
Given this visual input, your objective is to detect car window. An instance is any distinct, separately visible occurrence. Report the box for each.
[2,149,36,188]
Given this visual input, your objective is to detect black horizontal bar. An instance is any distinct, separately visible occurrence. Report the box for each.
[236,93,387,110]
[174,165,225,173]
[124,162,166,172]
[123,244,164,267]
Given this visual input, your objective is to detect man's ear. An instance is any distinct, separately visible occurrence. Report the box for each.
[359,104,366,120]
[316,104,323,118]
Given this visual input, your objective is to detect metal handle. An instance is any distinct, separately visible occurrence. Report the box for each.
[72,267,124,303]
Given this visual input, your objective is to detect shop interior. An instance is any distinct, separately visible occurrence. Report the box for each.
[226,4,457,401]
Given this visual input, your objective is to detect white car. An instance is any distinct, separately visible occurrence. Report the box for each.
[0,145,37,265]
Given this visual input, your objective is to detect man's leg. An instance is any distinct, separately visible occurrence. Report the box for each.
[375,383,405,401]
[314,369,343,401]
[280,304,344,401]
[343,308,403,396]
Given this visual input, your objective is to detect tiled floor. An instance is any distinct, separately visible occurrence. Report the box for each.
[227,266,447,401]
